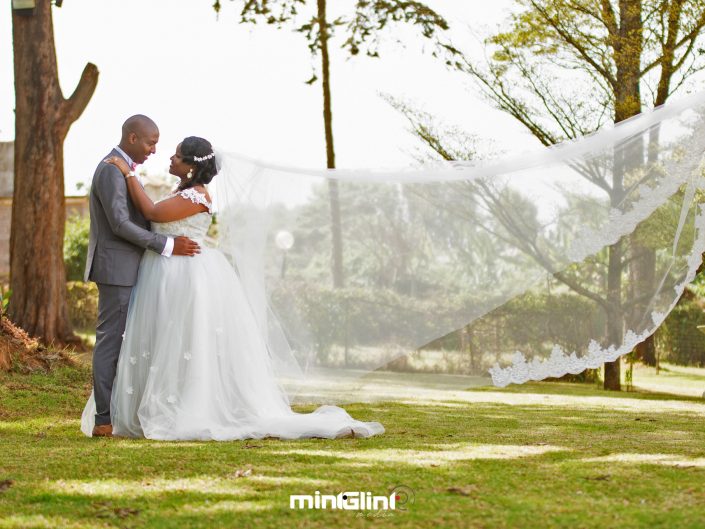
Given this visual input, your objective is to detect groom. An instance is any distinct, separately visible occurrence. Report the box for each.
[84,114,200,437]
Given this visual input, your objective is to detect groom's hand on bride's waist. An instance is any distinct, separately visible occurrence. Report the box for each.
[172,236,200,256]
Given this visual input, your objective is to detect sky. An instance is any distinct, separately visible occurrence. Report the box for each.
[0,0,539,194]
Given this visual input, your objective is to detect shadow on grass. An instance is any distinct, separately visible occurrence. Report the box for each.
[4,367,705,528]
[467,380,705,403]
[2,397,704,467]
[3,446,705,529]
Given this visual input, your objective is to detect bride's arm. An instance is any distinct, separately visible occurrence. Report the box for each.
[106,157,208,222]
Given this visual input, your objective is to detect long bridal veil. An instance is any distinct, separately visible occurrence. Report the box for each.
[212,92,705,403]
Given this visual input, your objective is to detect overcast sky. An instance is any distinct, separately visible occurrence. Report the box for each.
[1,0,540,194]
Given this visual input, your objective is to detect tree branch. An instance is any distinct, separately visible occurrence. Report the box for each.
[62,62,98,127]
[599,0,619,37]
[462,57,559,146]
[529,0,618,88]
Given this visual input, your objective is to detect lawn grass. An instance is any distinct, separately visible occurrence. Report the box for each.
[1,363,705,528]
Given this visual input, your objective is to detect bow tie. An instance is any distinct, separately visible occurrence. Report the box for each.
[130,162,137,171]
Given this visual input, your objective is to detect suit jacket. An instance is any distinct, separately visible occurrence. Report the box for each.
[84,149,168,286]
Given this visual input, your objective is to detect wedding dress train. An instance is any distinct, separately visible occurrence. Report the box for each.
[81,188,384,440]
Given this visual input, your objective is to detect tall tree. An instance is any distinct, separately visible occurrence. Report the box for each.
[10,2,98,344]
[214,0,452,287]
[438,0,705,390]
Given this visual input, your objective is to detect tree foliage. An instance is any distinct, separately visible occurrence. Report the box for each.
[454,0,705,144]
[215,0,452,63]
[213,0,454,289]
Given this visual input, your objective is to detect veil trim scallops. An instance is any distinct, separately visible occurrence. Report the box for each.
[212,92,705,401]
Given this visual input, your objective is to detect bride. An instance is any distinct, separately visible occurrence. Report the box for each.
[81,136,384,441]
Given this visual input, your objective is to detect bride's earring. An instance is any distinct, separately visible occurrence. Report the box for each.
[186,168,194,179]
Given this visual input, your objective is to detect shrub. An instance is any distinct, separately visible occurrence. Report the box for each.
[64,215,90,281]
[657,297,705,366]
[66,281,98,329]
[270,281,477,364]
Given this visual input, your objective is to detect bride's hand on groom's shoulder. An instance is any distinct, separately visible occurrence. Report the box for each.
[173,236,200,256]
[103,156,131,176]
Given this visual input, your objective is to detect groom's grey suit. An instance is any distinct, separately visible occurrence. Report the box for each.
[84,149,168,426]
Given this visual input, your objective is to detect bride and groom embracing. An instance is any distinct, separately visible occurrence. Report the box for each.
[80,115,384,441]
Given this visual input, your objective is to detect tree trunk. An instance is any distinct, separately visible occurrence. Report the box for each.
[603,0,644,390]
[317,0,344,288]
[632,243,657,366]
[0,319,11,370]
[632,122,661,367]
[604,240,624,390]
[10,3,98,344]
[633,7,688,367]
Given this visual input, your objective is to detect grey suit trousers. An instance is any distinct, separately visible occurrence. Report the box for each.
[86,150,167,427]
[93,284,132,425]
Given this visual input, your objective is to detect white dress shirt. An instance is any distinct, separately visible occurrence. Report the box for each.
[114,146,174,257]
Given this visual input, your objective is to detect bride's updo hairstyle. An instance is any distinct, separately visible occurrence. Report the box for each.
[177,136,218,191]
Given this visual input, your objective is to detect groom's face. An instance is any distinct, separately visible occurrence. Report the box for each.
[129,125,160,165]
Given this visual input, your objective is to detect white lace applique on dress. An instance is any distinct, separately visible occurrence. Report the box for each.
[174,188,212,212]
[150,188,213,245]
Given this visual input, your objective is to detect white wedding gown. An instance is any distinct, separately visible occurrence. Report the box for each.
[81,188,384,440]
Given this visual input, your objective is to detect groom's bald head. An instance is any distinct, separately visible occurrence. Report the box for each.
[119,114,159,165]
[121,114,158,141]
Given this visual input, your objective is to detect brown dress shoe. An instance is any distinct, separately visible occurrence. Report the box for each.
[92,424,113,438]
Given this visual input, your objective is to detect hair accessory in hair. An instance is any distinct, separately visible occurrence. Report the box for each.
[193,152,216,163]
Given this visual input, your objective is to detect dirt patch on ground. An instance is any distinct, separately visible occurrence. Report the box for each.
[0,316,78,373]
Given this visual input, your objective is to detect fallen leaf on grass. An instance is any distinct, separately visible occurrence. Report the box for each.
[4,382,32,391]
[584,475,611,481]
[114,507,140,518]
[447,485,478,496]
[92,501,140,519]
[0,480,14,492]
[231,466,253,478]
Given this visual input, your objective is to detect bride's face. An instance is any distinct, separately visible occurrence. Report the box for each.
[169,143,194,180]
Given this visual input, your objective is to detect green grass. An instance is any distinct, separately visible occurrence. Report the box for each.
[1,364,705,528]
